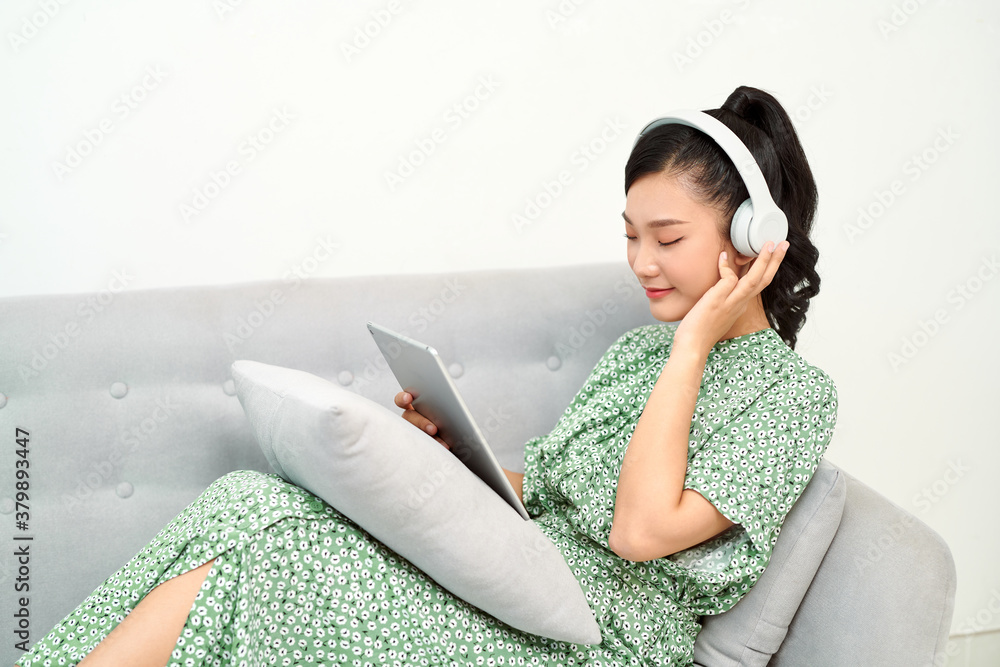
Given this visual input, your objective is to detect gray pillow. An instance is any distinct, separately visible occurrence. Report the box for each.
[693,460,846,666]
[231,359,601,645]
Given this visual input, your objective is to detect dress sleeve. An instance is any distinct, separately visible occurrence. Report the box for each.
[683,366,839,554]
[521,326,649,518]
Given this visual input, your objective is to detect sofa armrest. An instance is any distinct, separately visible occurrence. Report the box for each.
[769,469,957,666]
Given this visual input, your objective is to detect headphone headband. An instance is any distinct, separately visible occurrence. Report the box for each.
[632,109,787,256]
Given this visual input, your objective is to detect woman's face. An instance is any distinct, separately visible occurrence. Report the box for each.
[623,171,746,323]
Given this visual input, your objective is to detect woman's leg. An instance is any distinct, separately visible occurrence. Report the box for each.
[76,557,217,667]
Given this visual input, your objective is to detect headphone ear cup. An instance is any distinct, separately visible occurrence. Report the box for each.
[730,199,756,256]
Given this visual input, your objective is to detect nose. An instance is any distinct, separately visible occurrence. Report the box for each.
[631,240,660,278]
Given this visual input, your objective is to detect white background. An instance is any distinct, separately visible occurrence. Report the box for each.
[2,0,998,660]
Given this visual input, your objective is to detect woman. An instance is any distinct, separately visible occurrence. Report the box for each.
[16,84,837,666]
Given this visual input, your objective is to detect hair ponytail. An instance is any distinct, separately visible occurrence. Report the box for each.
[625,85,821,349]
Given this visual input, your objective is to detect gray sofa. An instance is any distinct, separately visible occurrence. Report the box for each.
[0,262,956,666]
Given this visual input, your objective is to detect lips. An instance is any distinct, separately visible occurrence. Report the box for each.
[644,286,674,298]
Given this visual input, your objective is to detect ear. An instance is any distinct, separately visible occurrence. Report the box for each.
[727,247,758,279]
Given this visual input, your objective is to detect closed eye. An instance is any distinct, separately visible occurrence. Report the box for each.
[622,233,681,247]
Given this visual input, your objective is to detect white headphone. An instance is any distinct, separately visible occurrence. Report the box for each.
[632,109,787,257]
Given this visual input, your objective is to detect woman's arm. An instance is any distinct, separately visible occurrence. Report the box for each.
[608,340,733,562]
[610,243,788,562]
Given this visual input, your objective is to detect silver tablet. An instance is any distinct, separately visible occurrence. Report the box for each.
[366,321,531,521]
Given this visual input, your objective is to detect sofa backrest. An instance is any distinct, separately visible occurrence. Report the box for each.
[0,262,955,666]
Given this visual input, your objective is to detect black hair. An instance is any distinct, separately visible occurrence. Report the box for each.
[625,85,820,350]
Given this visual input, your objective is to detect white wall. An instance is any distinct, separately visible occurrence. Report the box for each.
[2,0,998,661]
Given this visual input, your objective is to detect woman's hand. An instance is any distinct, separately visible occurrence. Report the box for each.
[674,240,790,355]
[393,391,451,450]
[394,391,524,501]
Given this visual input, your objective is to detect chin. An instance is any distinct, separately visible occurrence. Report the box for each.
[648,303,687,324]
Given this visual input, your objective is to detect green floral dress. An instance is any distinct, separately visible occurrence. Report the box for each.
[17,324,837,667]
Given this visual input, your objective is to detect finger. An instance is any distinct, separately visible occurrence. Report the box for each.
[715,251,740,291]
[393,391,412,409]
[751,240,789,290]
[400,409,420,427]
[401,409,438,435]
[718,251,739,280]
[748,241,789,290]
[747,241,776,278]
[732,241,783,299]
[702,252,739,304]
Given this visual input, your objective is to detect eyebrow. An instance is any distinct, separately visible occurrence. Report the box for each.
[621,212,690,228]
